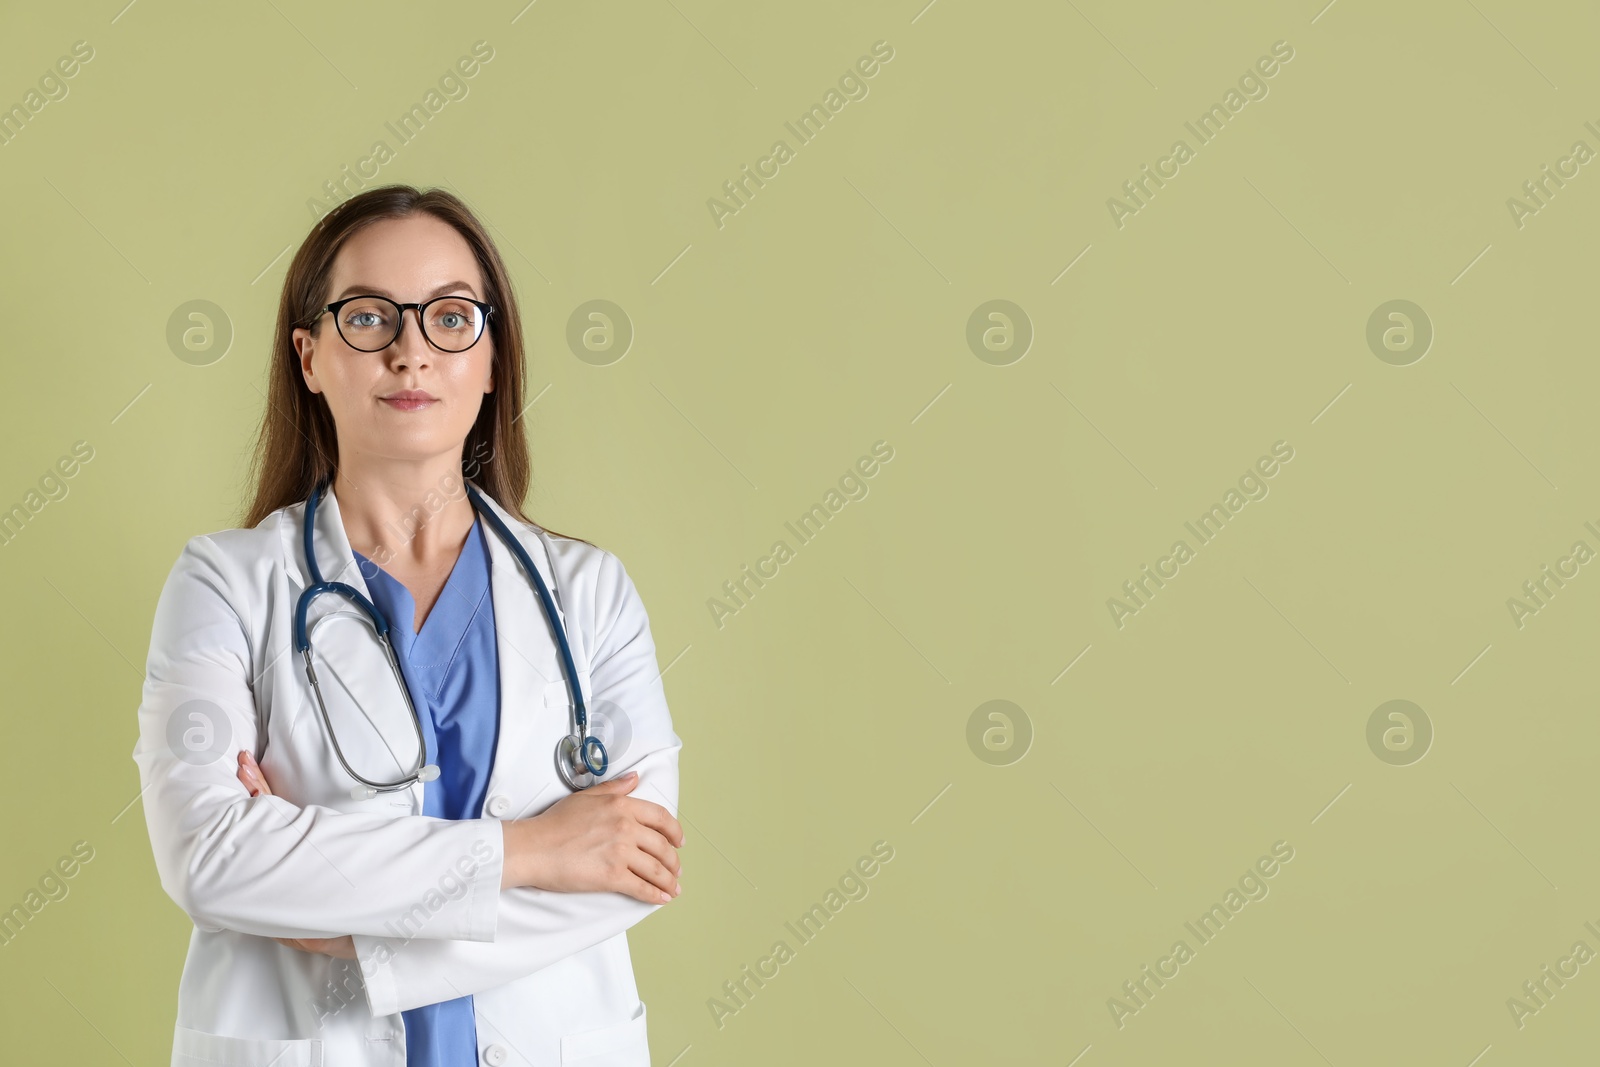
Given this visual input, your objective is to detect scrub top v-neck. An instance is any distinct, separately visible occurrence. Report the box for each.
[352,514,501,1067]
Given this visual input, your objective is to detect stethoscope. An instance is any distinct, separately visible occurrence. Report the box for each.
[294,477,607,799]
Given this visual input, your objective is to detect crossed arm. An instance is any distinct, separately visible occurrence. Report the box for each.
[135,535,684,1016]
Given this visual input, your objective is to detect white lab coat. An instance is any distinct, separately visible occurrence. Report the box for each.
[132,481,682,1067]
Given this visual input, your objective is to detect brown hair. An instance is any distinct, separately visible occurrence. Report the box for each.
[241,184,587,546]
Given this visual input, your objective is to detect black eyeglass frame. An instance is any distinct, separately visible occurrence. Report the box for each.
[307,294,497,353]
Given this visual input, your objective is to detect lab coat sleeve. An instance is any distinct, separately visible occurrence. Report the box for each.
[351,549,683,1017]
[132,534,504,942]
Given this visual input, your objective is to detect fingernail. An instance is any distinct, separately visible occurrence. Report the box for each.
[659,890,671,903]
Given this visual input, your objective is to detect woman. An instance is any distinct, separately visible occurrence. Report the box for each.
[133,185,684,1067]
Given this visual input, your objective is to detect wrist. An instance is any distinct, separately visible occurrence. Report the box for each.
[499,818,544,890]
[499,820,521,890]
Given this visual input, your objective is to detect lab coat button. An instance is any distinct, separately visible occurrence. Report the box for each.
[483,1043,508,1065]
[486,794,511,818]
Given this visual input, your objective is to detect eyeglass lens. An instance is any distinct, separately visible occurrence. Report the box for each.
[335,296,486,352]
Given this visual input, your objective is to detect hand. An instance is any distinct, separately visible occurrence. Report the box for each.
[276,935,356,959]
[238,751,272,797]
[503,771,684,905]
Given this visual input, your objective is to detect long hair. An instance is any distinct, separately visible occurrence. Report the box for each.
[241,184,586,545]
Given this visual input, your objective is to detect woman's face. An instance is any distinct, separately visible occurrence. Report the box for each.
[292,213,494,471]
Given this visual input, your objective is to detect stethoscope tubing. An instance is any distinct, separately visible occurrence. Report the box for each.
[293,478,606,797]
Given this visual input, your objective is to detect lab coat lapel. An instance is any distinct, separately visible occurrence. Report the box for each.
[470,482,580,813]
[280,484,376,602]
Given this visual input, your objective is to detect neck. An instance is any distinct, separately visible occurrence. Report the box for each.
[330,453,475,570]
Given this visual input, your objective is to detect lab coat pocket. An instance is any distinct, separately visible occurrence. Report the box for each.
[172,1024,323,1067]
[560,1000,649,1065]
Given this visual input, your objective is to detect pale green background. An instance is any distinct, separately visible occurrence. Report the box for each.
[1,0,1596,1063]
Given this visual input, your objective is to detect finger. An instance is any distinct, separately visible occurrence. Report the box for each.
[624,851,681,902]
[623,797,684,848]
[628,851,680,898]
[615,868,675,905]
[242,753,274,797]
[585,771,638,794]
[237,754,261,796]
[632,826,681,878]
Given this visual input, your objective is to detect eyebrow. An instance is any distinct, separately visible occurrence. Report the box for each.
[333,280,480,301]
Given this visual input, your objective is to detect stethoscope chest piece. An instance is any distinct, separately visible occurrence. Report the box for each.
[555,732,609,791]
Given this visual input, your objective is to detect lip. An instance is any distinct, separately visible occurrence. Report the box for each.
[379,390,437,411]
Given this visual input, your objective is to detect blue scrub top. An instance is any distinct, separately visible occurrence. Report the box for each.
[354,515,500,1067]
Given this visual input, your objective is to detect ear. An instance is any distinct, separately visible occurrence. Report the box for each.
[292,326,321,395]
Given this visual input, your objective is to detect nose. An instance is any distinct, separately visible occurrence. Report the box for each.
[386,307,433,370]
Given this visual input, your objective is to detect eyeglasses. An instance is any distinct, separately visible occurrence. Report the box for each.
[309,294,495,353]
